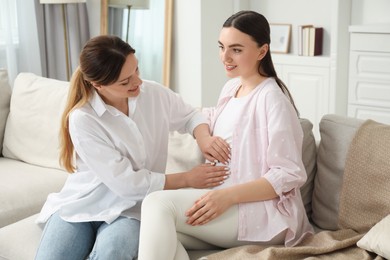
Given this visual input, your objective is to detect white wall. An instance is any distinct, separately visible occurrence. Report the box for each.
[199,1,233,107]
[171,0,390,107]
[171,0,235,107]
[351,0,390,25]
[170,0,202,107]
[250,0,332,56]
[87,0,390,107]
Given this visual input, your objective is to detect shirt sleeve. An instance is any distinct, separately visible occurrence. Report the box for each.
[261,90,307,196]
[164,88,208,135]
[69,110,165,201]
[201,106,215,127]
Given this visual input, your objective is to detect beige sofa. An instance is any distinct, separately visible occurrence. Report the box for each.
[0,71,387,260]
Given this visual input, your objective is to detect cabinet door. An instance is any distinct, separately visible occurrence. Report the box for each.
[279,65,330,139]
[348,52,390,108]
[348,105,390,124]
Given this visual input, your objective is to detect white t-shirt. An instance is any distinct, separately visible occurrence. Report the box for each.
[211,93,251,189]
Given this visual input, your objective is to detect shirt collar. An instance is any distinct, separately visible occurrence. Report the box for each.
[89,84,145,117]
[227,77,273,98]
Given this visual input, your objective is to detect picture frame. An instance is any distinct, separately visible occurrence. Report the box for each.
[269,24,291,53]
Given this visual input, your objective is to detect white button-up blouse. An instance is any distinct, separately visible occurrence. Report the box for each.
[36,80,207,224]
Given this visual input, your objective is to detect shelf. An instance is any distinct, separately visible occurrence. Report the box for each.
[272,54,331,67]
[349,24,390,34]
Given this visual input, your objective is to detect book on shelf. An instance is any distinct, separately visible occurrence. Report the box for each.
[298,25,323,56]
[308,27,323,56]
[298,25,313,56]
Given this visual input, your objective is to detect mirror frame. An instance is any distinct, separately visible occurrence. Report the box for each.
[100,0,172,87]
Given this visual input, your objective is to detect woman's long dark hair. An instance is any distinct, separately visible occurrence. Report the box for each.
[223,11,299,115]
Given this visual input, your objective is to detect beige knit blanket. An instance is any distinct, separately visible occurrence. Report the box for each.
[206,120,390,260]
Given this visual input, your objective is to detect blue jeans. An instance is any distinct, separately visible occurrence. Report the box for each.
[35,212,140,260]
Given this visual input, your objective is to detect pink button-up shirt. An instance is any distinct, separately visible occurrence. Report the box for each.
[203,77,313,246]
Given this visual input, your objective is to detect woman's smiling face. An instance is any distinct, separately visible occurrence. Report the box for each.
[218,27,264,79]
[96,53,143,100]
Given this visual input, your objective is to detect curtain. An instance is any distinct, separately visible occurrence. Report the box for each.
[0,0,17,84]
[38,2,90,81]
[107,0,165,84]
[0,0,42,85]
[108,7,125,39]
[128,0,165,84]
[0,0,89,85]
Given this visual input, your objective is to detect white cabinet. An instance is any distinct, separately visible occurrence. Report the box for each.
[273,56,330,139]
[348,25,390,124]
[251,0,352,139]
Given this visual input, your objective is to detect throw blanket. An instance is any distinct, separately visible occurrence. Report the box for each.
[206,120,390,260]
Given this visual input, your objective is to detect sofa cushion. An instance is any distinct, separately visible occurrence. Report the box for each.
[311,114,364,231]
[166,131,204,174]
[0,157,67,228]
[338,119,390,232]
[0,214,43,260]
[299,118,317,220]
[0,69,11,156]
[357,214,390,259]
[2,73,69,170]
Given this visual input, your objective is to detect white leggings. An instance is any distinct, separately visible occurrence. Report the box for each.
[138,189,285,260]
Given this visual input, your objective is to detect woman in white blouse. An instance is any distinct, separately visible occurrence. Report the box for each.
[34,35,230,260]
[138,11,313,260]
